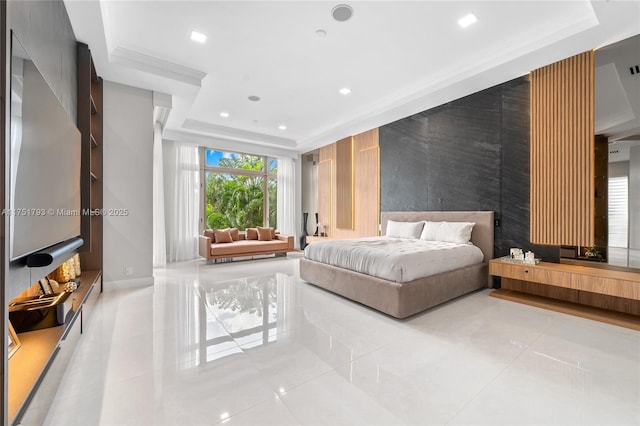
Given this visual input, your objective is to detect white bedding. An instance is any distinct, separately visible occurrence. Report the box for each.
[304,237,484,283]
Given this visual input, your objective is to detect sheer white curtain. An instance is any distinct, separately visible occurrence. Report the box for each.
[277,157,296,239]
[164,141,200,262]
[152,122,167,267]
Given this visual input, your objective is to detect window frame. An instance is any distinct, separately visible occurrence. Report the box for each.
[200,148,278,230]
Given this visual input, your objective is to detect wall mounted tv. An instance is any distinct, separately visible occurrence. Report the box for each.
[9,33,82,261]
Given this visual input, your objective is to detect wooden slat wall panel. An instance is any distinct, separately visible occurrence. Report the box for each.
[530,51,594,246]
[335,137,354,229]
[355,146,380,236]
[318,129,379,239]
[318,145,334,235]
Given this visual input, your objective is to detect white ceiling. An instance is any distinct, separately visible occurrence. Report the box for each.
[64,1,640,157]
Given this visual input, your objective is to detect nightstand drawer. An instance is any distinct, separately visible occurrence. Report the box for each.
[489,261,533,281]
[531,267,572,288]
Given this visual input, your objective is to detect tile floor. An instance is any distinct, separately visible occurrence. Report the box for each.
[19,255,640,425]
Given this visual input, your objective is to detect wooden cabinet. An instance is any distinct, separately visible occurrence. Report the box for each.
[77,42,103,276]
[9,272,102,424]
[489,259,640,329]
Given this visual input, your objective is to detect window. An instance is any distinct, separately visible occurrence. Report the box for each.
[608,176,628,248]
[202,149,278,230]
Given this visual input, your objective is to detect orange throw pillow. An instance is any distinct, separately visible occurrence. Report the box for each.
[257,226,272,241]
[227,228,240,241]
[214,229,233,243]
[204,229,216,239]
[246,228,258,240]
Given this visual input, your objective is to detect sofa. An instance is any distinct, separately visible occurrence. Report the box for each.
[199,227,294,262]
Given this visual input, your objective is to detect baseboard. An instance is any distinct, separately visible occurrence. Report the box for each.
[103,276,154,291]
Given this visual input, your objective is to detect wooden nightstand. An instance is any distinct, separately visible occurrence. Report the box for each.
[489,258,640,330]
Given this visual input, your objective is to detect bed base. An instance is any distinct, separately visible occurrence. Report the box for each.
[299,258,488,319]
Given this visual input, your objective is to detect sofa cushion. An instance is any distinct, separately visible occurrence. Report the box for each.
[210,239,289,256]
[226,227,240,241]
[246,228,258,240]
[271,228,276,239]
[257,226,272,241]
[214,229,233,243]
[204,229,216,239]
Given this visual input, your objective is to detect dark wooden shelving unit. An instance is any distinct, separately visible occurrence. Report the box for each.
[77,42,103,277]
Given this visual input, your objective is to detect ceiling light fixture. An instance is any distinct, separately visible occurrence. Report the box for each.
[190,30,207,43]
[220,112,229,118]
[339,87,351,95]
[248,95,261,102]
[315,29,327,38]
[332,4,354,22]
[278,125,287,130]
[458,13,478,28]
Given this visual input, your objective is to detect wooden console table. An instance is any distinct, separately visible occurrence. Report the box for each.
[489,258,640,330]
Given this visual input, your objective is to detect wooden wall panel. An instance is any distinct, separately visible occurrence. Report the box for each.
[335,137,354,229]
[355,145,380,237]
[530,51,594,247]
[317,145,334,236]
[317,129,379,239]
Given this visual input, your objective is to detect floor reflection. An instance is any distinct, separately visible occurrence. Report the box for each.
[206,275,279,352]
[176,273,298,366]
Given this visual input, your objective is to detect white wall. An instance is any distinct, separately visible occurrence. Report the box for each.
[630,146,640,249]
[103,81,154,288]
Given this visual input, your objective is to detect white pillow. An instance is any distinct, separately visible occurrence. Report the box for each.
[420,221,475,244]
[385,220,424,239]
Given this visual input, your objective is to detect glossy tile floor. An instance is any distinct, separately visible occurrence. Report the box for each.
[21,255,640,425]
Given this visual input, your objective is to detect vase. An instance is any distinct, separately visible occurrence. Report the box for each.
[300,212,309,248]
[313,213,319,236]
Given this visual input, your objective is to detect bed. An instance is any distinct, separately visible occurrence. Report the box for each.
[299,211,494,318]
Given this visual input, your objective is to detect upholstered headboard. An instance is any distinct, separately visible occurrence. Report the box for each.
[380,211,494,262]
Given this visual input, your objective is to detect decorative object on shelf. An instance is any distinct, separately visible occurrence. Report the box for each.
[39,277,53,296]
[50,261,72,283]
[301,212,309,248]
[72,253,82,276]
[584,246,604,261]
[313,212,319,236]
[525,251,536,264]
[500,255,541,264]
[509,247,524,261]
[8,322,21,359]
[318,222,325,237]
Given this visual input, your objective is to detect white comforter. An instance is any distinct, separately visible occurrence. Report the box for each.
[304,237,484,283]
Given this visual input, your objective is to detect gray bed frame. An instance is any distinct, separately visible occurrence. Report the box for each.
[299,211,494,319]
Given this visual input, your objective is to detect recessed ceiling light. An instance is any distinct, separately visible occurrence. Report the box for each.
[339,87,351,95]
[278,125,287,130]
[315,29,327,38]
[332,4,354,22]
[248,95,261,102]
[190,30,207,43]
[458,13,478,28]
[220,112,229,118]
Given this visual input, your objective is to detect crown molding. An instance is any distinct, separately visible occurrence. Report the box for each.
[110,46,207,87]
[182,119,297,148]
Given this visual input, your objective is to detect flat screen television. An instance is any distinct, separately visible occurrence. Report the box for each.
[9,33,82,261]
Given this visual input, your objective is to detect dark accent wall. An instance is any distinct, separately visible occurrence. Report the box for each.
[380,77,559,262]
